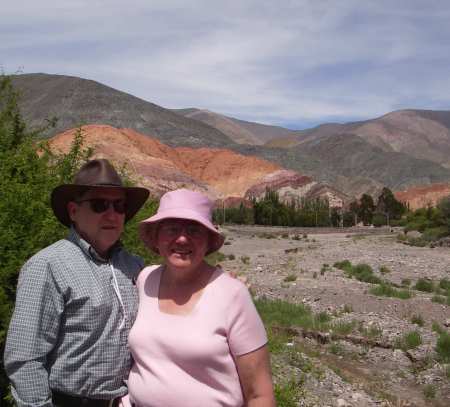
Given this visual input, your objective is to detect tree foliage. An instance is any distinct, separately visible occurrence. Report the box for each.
[0,74,158,403]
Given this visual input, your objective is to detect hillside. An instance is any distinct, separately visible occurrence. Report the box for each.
[11,73,234,148]
[12,72,450,200]
[173,108,296,144]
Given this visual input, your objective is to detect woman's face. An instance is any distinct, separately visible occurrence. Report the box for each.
[155,219,210,272]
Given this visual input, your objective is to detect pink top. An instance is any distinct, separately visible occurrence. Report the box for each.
[126,265,267,407]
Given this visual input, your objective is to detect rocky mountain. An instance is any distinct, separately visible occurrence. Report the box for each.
[394,183,450,211]
[11,73,450,202]
[174,108,296,145]
[11,73,234,148]
[49,125,346,207]
[266,110,450,169]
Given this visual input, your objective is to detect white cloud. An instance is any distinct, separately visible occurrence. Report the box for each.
[2,0,450,128]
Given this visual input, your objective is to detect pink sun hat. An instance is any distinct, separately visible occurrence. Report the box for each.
[139,189,225,255]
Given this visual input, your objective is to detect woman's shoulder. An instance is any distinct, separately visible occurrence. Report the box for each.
[137,264,162,286]
[213,268,250,296]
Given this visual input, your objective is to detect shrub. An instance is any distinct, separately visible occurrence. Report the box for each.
[333,260,352,272]
[395,330,422,350]
[414,278,434,292]
[401,278,411,287]
[331,320,356,336]
[431,295,446,304]
[370,282,412,299]
[240,255,250,265]
[423,384,436,399]
[439,278,450,291]
[411,315,424,327]
[379,266,391,274]
[227,254,235,260]
[255,298,331,332]
[436,331,450,363]
[283,274,297,283]
[274,379,302,407]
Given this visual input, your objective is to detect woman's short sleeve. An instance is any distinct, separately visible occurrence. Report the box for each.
[227,285,267,356]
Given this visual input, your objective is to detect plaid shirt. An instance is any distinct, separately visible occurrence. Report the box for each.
[4,228,143,407]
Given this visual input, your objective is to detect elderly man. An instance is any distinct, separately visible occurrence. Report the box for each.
[4,159,149,407]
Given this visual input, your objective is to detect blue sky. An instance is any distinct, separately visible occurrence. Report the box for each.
[2,0,450,129]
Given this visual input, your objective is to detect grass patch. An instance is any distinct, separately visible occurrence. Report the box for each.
[283,274,297,283]
[334,260,381,284]
[423,384,436,400]
[395,330,422,351]
[436,331,450,363]
[331,320,357,336]
[401,278,411,287]
[274,379,303,407]
[411,314,424,327]
[255,298,331,332]
[379,265,391,274]
[369,282,413,299]
[205,251,226,266]
[240,255,250,265]
[414,278,435,293]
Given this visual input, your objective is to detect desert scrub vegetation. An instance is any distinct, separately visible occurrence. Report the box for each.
[240,255,250,265]
[334,260,382,284]
[254,298,332,333]
[369,282,413,299]
[436,331,450,363]
[395,330,422,351]
[283,274,297,283]
[379,265,391,274]
[410,314,424,327]
[414,278,434,292]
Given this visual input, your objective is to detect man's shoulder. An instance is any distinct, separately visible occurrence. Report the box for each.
[26,237,79,264]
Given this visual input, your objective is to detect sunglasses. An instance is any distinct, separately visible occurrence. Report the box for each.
[76,198,127,214]
[158,221,207,238]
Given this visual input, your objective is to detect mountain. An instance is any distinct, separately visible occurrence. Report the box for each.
[395,183,450,211]
[264,110,450,169]
[173,108,296,145]
[11,73,450,201]
[11,73,234,148]
[48,125,347,207]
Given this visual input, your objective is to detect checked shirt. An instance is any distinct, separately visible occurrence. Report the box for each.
[4,228,143,407]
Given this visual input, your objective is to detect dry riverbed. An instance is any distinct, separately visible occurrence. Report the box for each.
[218,225,450,407]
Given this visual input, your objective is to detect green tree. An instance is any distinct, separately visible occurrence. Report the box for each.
[376,187,406,224]
[358,194,375,225]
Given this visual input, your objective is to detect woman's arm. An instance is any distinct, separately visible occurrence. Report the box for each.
[235,345,276,407]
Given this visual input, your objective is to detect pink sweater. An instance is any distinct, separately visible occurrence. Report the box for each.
[126,265,267,407]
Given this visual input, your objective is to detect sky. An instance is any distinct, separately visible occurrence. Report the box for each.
[2,0,450,130]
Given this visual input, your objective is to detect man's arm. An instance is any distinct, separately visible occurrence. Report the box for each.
[235,345,275,407]
[4,257,63,407]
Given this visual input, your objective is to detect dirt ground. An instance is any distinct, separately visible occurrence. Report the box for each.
[218,225,450,407]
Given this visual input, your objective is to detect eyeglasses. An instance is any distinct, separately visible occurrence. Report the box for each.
[158,221,207,238]
[76,198,127,214]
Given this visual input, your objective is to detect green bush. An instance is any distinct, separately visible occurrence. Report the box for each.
[333,260,352,272]
[436,331,450,362]
[395,330,422,350]
[414,278,435,293]
[411,314,424,327]
[370,282,412,299]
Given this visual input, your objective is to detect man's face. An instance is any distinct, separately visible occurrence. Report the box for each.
[67,188,126,257]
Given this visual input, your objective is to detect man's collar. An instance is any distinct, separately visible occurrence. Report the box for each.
[68,226,122,263]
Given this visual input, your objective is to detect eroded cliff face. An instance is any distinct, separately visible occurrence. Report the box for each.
[49,125,348,208]
[395,183,450,210]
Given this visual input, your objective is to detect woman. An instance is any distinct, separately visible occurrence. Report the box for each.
[121,189,275,407]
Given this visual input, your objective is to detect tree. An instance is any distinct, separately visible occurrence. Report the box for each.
[358,194,375,225]
[376,187,406,224]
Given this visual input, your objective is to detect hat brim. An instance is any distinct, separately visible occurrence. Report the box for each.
[139,208,224,255]
[51,184,149,227]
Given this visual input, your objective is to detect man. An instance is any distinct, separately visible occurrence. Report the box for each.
[4,159,149,407]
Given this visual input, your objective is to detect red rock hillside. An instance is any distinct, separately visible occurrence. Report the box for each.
[395,183,450,210]
[49,125,349,208]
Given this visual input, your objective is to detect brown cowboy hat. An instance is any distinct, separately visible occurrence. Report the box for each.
[51,159,149,227]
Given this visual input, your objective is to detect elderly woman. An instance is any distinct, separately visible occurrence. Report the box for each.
[122,189,275,407]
